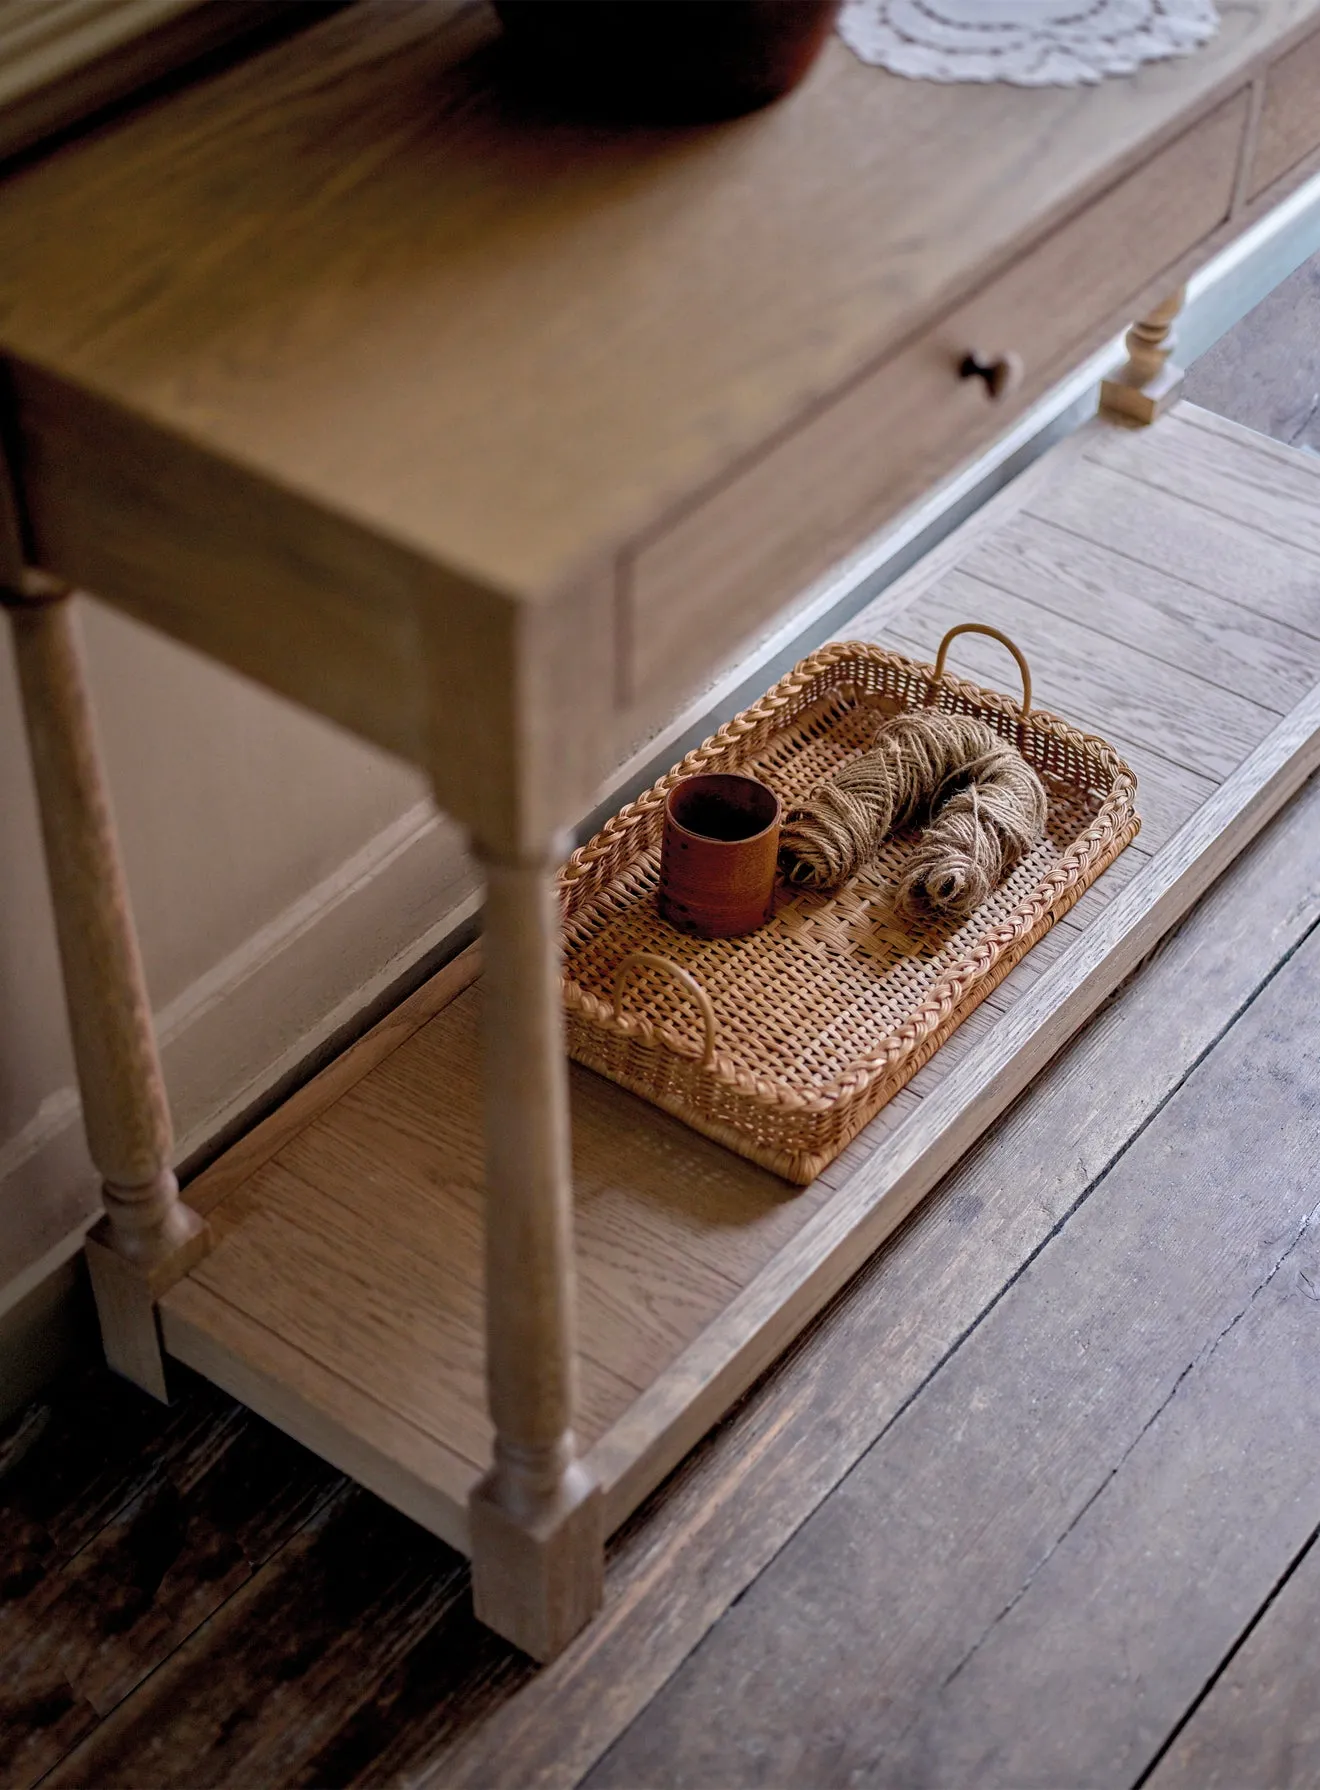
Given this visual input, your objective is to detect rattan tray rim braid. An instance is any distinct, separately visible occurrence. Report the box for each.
[558,634,1140,1183]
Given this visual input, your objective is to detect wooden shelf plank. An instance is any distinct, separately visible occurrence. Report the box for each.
[960,514,1320,712]
[888,576,1276,783]
[185,946,484,1222]
[161,1280,480,1555]
[1031,460,1320,640]
[1088,408,1320,560]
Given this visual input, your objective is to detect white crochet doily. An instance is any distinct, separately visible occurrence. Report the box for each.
[837,0,1220,87]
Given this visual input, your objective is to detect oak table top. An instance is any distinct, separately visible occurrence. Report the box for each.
[0,0,1315,609]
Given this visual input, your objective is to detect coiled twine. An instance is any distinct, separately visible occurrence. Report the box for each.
[779,709,1047,920]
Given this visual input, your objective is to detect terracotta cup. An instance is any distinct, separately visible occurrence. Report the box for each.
[659,773,782,938]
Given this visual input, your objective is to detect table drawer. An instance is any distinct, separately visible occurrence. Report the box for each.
[1248,25,1320,200]
[626,90,1247,704]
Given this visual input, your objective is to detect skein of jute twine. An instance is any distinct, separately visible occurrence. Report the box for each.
[779,709,1048,920]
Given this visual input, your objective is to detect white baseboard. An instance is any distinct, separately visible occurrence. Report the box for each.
[6,164,1320,1409]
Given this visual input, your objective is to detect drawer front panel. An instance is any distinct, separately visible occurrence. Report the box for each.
[1249,25,1320,200]
[627,91,1247,704]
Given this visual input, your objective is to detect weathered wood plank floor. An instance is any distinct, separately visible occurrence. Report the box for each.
[6,263,1320,1789]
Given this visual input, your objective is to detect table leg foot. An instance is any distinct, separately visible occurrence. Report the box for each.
[470,1454,604,1661]
[1100,287,1186,426]
[85,1201,209,1400]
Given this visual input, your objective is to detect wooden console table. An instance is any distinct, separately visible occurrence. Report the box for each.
[4,0,1320,1660]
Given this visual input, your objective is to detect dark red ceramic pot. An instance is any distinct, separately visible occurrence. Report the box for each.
[658,773,782,938]
[494,1,841,122]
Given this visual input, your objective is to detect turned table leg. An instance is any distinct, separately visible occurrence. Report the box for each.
[6,579,208,1400]
[1100,286,1187,425]
[467,844,604,1661]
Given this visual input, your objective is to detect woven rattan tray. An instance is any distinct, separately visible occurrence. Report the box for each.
[560,627,1139,1183]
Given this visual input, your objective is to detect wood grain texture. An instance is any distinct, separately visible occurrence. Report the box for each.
[1147,1536,1320,1790]
[0,1365,337,1789]
[466,848,605,1660]
[880,605,1216,846]
[435,750,1320,1790]
[162,1280,481,1556]
[0,2,1311,608]
[1087,403,1320,559]
[168,972,822,1553]
[8,591,206,1394]
[0,1601,99,1790]
[575,407,1320,1577]
[1028,458,1320,639]
[187,1155,633,1465]
[877,1220,1320,1790]
[183,943,483,1220]
[281,1074,750,1398]
[289,1597,532,1790]
[192,1164,512,1468]
[10,348,1320,1787]
[9,593,174,1197]
[0,0,320,166]
[885,570,1277,783]
[960,511,1320,712]
[332,990,824,1288]
[628,91,1246,700]
[0,5,1308,867]
[1249,19,1320,197]
[19,1413,329,1719]
[15,754,1320,1790]
[43,1485,468,1790]
[585,683,1320,1534]
[29,749,1320,1786]
[585,898,1320,1790]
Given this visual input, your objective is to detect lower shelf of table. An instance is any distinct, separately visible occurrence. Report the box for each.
[160,699,1318,1560]
[160,407,1320,1561]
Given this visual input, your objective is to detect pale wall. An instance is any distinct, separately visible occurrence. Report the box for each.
[0,593,478,1322]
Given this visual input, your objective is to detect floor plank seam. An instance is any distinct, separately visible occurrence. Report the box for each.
[1017,504,1320,649]
[927,1195,1320,1725]
[1285,392,1320,447]
[26,1471,352,1790]
[950,557,1296,716]
[579,890,1320,1789]
[591,880,1320,1761]
[0,1402,57,1486]
[1078,453,1320,568]
[48,1405,248,1573]
[818,883,1320,1480]
[1132,1512,1320,1790]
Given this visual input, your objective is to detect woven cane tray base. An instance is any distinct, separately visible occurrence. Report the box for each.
[560,635,1140,1184]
